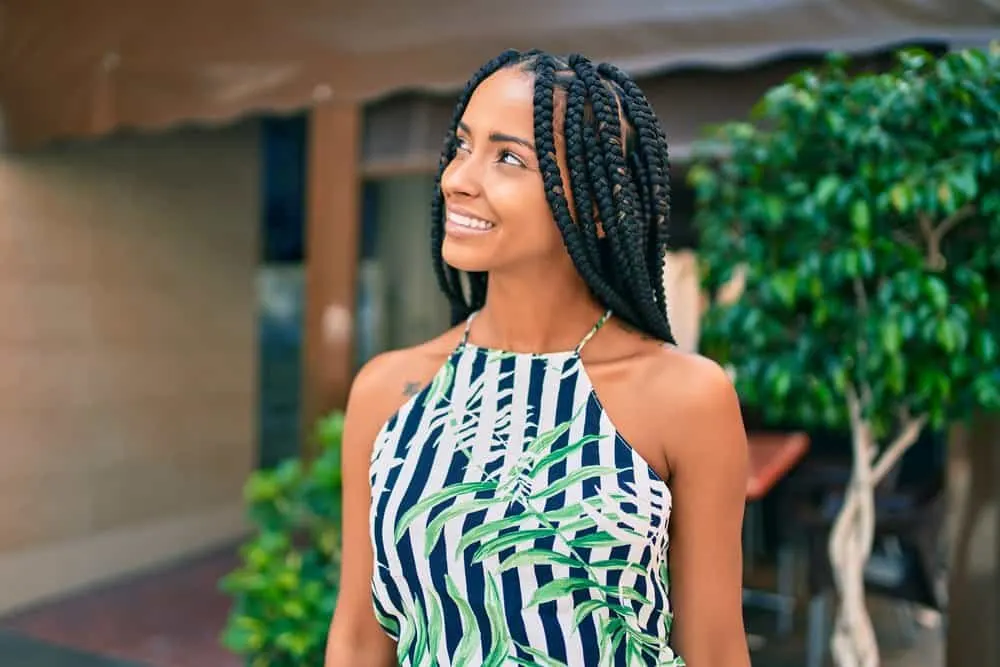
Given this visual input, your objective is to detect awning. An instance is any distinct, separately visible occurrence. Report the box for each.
[1,0,997,150]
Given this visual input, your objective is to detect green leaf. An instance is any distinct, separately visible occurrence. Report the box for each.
[512,645,572,667]
[471,529,558,562]
[815,175,840,205]
[529,434,606,478]
[395,481,497,542]
[890,184,911,213]
[424,497,498,555]
[445,576,481,665]
[528,466,622,502]
[457,515,556,556]
[525,414,581,456]
[850,200,871,232]
[498,548,583,571]
[482,576,510,667]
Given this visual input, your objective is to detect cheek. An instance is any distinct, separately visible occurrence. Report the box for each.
[495,177,557,237]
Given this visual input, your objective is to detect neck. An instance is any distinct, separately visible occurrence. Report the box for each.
[472,264,608,353]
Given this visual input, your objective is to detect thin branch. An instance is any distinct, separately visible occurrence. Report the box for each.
[935,203,976,240]
[872,414,929,485]
[851,277,870,316]
[919,204,976,271]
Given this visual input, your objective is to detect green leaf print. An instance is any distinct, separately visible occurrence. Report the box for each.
[457,515,554,555]
[394,481,496,542]
[571,598,636,630]
[590,559,649,576]
[425,591,444,665]
[471,529,558,562]
[482,575,511,667]
[527,466,623,502]
[528,578,652,609]
[498,548,582,571]
[524,414,580,456]
[529,434,606,478]
[421,359,455,408]
[390,377,681,666]
[410,598,428,667]
[510,645,570,667]
[424,497,498,557]
[372,603,400,637]
[568,531,624,549]
[396,618,415,662]
[445,575,480,665]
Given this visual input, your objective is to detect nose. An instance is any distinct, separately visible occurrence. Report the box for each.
[440,150,484,200]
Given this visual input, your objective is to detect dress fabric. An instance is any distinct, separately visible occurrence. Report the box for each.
[369,310,684,666]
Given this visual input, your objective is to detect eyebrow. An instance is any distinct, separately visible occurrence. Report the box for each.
[458,121,535,151]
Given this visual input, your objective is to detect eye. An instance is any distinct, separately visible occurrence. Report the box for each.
[499,149,526,168]
[455,136,471,153]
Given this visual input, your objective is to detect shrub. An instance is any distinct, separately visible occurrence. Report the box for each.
[220,412,345,667]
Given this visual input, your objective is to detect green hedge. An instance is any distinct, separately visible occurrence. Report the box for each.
[219,413,345,667]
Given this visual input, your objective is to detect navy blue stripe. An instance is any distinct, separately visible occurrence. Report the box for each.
[497,355,532,656]
[570,388,604,660]
[455,350,495,659]
[534,358,580,662]
[426,363,482,657]
[391,384,448,660]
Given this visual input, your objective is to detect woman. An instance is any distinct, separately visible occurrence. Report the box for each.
[325,49,750,667]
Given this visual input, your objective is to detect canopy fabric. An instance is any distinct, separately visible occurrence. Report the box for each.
[1,0,997,150]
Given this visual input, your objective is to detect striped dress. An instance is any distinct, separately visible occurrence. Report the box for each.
[369,310,683,666]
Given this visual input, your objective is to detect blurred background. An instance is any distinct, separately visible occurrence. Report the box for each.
[0,2,998,666]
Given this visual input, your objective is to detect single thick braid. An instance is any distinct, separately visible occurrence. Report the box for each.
[561,76,603,269]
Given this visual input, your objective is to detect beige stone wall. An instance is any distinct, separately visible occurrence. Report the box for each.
[0,121,259,614]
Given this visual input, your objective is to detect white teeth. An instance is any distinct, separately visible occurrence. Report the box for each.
[448,212,495,230]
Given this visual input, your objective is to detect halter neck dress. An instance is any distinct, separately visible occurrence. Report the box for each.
[369,310,683,666]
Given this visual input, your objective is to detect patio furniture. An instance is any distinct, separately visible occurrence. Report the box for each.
[743,431,810,636]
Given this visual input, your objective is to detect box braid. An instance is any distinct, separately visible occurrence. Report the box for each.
[431,49,675,343]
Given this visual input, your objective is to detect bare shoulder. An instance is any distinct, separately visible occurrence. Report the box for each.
[344,324,466,443]
[636,344,747,474]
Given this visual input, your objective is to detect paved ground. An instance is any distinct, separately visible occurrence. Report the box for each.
[0,544,945,667]
[0,546,240,667]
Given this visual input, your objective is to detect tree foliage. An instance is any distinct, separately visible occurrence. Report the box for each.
[690,44,1000,440]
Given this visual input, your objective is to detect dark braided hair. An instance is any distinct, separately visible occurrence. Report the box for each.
[431,49,675,343]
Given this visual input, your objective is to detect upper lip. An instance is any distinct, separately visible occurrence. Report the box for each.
[446,206,496,224]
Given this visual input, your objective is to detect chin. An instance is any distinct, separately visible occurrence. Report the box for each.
[441,237,498,273]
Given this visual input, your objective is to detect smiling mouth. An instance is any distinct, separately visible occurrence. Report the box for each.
[447,211,496,231]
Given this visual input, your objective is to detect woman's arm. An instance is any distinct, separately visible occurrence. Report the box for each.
[660,356,751,666]
[324,355,402,667]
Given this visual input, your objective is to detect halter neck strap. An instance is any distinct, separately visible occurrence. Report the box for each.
[574,309,613,354]
[460,309,613,355]
[460,310,478,346]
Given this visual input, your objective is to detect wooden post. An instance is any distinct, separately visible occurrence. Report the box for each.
[946,414,1000,666]
[302,100,361,444]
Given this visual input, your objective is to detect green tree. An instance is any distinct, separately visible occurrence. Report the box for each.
[689,43,1000,667]
[219,413,344,667]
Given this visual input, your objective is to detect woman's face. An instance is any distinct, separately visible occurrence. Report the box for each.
[440,67,571,275]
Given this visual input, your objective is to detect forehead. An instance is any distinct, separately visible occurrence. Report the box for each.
[461,67,536,131]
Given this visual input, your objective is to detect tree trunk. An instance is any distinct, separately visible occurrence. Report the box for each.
[828,390,926,667]
[828,417,880,667]
[946,413,1000,666]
